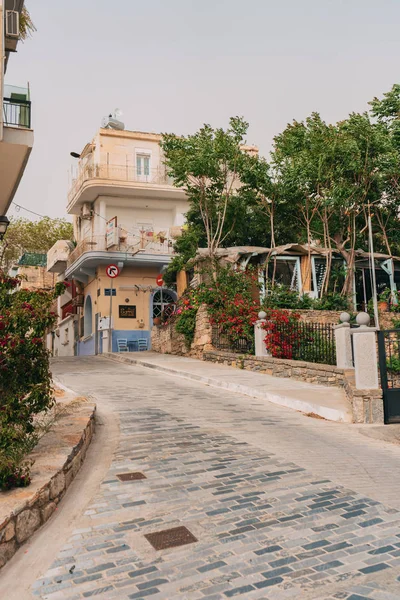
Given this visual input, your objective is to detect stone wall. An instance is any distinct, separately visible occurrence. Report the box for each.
[203,349,346,387]
[151,304,212,357]
[151,320,188,355]
[289,310,342,324]
[343,370,384,424]
[0,404,95,569]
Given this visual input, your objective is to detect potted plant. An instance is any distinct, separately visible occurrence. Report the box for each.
[378,287,392,312]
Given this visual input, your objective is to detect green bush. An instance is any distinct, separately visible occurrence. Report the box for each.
[0,274,66,490]
[263,285,314,309]
[313,292,350,311]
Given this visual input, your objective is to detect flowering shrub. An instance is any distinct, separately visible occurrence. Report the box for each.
[0,273,67,490]
[168,267,261,349]
[262,310,302,359]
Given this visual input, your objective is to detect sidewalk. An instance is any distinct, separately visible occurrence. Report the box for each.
[105,351,352,422]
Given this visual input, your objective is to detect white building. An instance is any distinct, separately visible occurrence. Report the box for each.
[0,0,33,221]
[48,125,187,356]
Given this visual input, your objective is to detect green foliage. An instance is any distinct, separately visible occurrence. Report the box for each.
[262,285,314,310]
[175,306,197,345]
[171,266,260,350]
[1,217,74,271]
[0,274,67,490]
[313,293,350,311]
[161,117,273,262]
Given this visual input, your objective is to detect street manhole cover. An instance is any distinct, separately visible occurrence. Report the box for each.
[116,472,146,482]
[144,526,198,550]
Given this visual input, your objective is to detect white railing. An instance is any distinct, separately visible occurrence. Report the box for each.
[68,163,175,204]
[66,232,174,268]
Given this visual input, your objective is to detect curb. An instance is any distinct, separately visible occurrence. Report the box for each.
[104,353,352,423]
[0,401,96,569]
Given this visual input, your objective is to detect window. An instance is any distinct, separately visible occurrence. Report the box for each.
[136,154,150,177]
[104,288,116,296]
[267,258,301,292]
[152,289,176,319]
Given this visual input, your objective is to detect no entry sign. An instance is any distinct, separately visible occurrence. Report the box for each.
[156,274,164,287]
[106,264,120,279]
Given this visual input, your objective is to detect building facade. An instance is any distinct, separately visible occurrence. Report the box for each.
[48,127,187,355]
[0,0,33,219]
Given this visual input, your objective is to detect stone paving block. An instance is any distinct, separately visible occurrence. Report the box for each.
[29,358,400,600]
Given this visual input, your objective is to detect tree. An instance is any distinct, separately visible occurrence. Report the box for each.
[161,117,270,269]
[0,217,74,271]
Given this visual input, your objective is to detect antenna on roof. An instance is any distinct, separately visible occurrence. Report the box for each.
[101,109,125,131]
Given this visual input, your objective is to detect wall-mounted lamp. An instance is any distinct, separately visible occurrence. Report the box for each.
[0,216,10,241]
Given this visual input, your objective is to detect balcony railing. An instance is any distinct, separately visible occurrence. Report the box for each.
[3,97,31,128]
[68,163,175,204]
[66,232,174,269]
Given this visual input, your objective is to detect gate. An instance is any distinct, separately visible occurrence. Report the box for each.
[377,329,400,423]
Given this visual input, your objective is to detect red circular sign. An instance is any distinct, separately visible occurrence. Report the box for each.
[106,264,120,278]
[156,274,164,287]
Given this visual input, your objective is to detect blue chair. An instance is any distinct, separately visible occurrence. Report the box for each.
[117,338,128,352]
[137,338,148,351]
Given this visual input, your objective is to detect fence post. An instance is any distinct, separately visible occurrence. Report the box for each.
[350,312,379,390]
[334,312,354,369]
[254,311,270,357]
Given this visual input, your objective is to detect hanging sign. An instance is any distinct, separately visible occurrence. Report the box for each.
[106,216,118,248]
[156,274,164,287]
[106,264,120,278]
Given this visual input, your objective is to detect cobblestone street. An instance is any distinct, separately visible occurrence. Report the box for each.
[6,356,400,599]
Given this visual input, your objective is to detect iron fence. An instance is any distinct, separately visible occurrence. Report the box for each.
[3,97,31,128]
[266,321,336,365]
[212,325,254,354]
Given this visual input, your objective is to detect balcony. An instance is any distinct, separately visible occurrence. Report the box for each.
[0,85,33,215]
[66,232,175,270]
[65,232,177,283]
[67,163,184,213]
[3,96,31,128]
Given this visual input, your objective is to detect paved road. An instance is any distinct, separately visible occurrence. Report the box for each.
[5,356,400,599]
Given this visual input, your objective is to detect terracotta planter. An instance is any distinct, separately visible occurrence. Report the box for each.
[378,301,389,312]
[153,317,161,326]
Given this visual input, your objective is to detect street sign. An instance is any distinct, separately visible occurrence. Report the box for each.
[156,274,163,287]
[106,264,120,279]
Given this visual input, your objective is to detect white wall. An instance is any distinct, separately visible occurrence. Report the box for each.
[52,315,77,357]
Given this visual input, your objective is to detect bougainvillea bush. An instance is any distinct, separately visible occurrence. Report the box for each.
[262,310,302,359]
[0,273,66,490]
[171,266,261,349]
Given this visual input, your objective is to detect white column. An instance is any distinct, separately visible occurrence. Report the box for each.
[254,311,270,357]
[351,312,379,390]
[334,312,354,369]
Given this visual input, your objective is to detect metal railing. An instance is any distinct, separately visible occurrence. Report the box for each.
[267,321,336,365]
[212,325,254,354]
[68,163,175,204]
[3,97,31,128]
[66,232,174,268]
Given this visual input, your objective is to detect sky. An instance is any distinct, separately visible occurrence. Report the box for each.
[6,0,400,220]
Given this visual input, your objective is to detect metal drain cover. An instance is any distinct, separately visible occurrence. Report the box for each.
[144,526,198,550]
[116,472,146,482]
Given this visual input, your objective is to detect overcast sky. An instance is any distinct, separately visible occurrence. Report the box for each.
[6,0,400,220]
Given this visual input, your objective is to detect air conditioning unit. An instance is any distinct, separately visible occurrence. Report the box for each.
[6,11,19,37]
[81,203,92,219]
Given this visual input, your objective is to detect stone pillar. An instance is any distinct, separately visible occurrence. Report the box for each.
[334,312,354,369]
[351,312,379,390]
[254,311,270,357]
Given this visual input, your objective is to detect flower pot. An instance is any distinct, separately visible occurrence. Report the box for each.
[153,317,161,326]
[378,301,389,312]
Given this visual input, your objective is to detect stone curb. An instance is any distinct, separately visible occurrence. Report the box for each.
[0,401,96,569]
[104,353,352,423]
